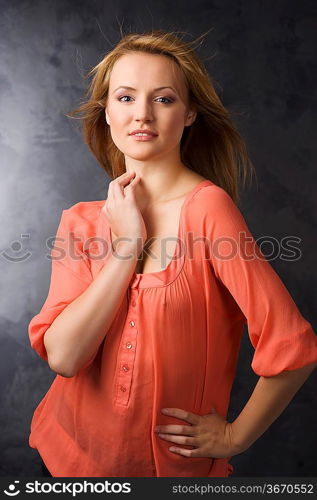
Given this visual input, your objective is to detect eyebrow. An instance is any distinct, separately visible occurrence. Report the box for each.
[112,86,177,94]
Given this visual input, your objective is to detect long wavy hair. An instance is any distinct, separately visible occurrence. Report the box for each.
[66,29,257,204]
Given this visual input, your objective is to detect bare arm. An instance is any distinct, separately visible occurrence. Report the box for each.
[230,361,317,453]
[44,241,139,378]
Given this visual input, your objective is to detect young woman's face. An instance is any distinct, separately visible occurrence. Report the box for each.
[105,52,196,162]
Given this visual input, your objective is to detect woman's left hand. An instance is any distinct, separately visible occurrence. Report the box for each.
[155,407,240,459]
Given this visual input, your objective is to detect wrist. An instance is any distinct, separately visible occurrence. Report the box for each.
[229,420,252,456]
[114,240,143,260]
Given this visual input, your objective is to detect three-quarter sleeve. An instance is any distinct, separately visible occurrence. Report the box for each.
[201,185,317,376]
[28,208,93,363]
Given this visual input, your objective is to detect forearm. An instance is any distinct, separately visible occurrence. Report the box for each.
[230,361,317,454]
[44,242,139,377]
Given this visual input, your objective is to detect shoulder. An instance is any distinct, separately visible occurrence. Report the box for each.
[58,200,105,237]
[190,183,238,216]
[63,200,104,219]
[188,183,249,233]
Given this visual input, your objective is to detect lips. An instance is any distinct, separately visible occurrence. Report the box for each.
[129,129,158,136]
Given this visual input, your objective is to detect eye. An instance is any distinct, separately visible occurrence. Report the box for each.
[118,95,132,102]
[117,95,174,104]
[155,97,174,104]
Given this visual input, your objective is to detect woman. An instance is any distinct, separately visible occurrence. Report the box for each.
[28,29,317,477]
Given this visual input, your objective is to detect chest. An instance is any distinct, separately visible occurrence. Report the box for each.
[138,204,184,275]
[112,198,184,275]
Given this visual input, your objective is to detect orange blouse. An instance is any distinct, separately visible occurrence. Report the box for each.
[28,179,317,477]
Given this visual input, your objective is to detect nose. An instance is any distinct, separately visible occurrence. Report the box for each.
[134,97,154,123]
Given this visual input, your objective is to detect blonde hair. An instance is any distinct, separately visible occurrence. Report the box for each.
[66,29,257,203]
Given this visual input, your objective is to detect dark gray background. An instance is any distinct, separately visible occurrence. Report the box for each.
[1,0,316,477]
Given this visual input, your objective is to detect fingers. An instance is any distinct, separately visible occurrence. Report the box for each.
[116,171,136,182]
[161,408,201,426]
[124,172,141,192]
[157,433,198,447]
[111,179,125,200]
[108,171,136,200]
[168,447,200,458]
[119,171,136,186]
[155,424,197,436]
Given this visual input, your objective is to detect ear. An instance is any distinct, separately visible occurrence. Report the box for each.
[105,108,110,125]
[185,108,197,127]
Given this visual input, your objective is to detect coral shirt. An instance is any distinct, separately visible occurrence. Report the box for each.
[28,179,317,477]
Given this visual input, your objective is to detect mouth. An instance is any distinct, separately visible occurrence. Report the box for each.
[129,134,158,141]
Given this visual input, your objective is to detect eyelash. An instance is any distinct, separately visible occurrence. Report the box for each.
[117,95,174,104]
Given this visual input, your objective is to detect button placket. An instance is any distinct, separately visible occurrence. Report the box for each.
[115,289,139,406]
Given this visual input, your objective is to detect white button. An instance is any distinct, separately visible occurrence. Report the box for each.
[130,320,135,327]
[122,364,129,372]
[126,342,132,349]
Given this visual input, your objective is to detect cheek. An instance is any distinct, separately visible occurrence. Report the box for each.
[164,110,187,130]
[110,113,127,128]
[162,115,187,143]
[108,103,129,125]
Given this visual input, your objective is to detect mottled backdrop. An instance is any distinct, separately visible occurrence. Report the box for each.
[0,0,316,477]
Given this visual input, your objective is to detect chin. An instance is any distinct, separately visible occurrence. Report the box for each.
[124,150,161,161]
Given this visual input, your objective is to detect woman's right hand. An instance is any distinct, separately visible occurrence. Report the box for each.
[102,171,147,256]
